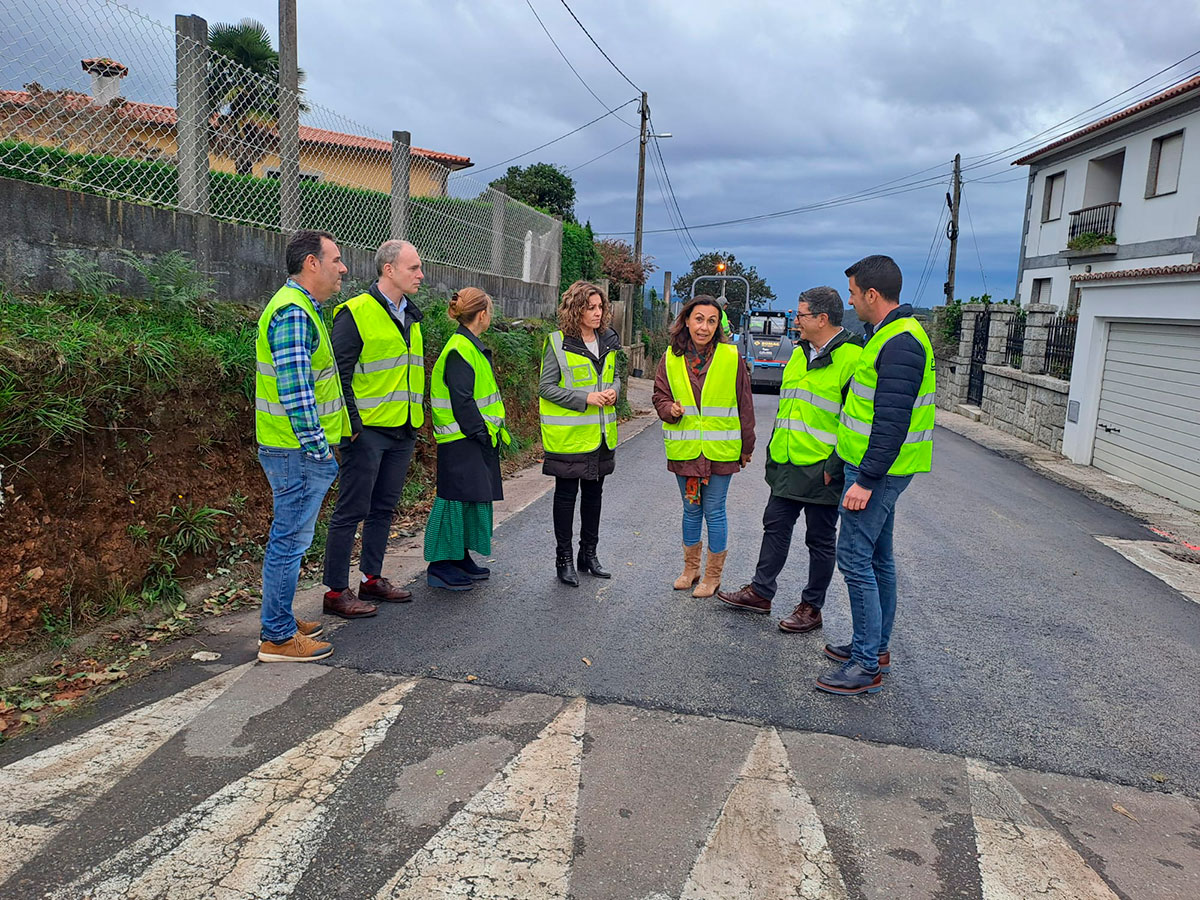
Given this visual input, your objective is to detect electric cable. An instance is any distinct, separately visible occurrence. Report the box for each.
[557,0,641,92]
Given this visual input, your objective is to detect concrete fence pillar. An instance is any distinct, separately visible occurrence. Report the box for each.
[1020,303,1059,375]
[662,270,672,329]
[619,282,634,344]
[956,303,986,362]
[390,130,411,241]
[174,14,209,215]
[277,0,301,232]
[986,305,1018,367]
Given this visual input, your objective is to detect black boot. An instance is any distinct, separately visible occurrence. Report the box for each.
[556,548,579,587]
[577,543,611,578]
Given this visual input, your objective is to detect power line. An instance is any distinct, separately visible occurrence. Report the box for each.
[648,116,702,258]
[963,192,988,296]
[647,141,696,261]
[557,0,640,92]
[523,0,637,128]
[914,190,950,304]
[464,98,639,178]
[568,135,638,172]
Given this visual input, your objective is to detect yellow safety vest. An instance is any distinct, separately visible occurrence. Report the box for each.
[430,333,511,447]
[662,343,742,462]
[769,339,862,466]
[836,316,936,475]
[255,285,349,449]
[333,291,424,428]
[539,330,618,454]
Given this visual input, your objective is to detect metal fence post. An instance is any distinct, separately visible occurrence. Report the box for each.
[174,14,208,215]
[1021,303,1059,375]
[490,191,506,276]
[389,130,410,241]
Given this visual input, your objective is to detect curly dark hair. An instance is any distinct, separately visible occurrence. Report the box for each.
[668,295,726,355]
[558,280,612,336]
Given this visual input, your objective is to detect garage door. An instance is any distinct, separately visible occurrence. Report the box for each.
[1093,322,1200,512]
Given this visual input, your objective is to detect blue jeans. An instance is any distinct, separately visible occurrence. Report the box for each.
[676,473,732,553]
[836,462,912,671]
[259,447,339,642]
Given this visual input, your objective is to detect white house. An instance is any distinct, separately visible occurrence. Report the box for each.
[1012,76,1200,512]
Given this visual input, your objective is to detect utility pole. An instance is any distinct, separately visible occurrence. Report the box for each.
[944,153,961,305]
[633,91,649,280]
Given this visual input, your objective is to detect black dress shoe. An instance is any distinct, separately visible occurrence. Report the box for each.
[576,545,611,578]
[556,551,579,587]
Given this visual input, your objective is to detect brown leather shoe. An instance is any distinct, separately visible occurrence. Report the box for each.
[295,617,324,638]
[717,583,771,614]
[323,587,378,619]
[778,601,823,633]
[360,576,412,602]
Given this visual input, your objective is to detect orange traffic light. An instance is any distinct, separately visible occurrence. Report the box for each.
[716,260,726,273]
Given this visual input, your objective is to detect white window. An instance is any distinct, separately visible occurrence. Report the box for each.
[1042,171,1065,222]
[1146,130,1184,197]
[1031,277,1052,305]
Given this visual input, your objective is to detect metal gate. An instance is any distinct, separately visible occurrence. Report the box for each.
[967,307,990,405]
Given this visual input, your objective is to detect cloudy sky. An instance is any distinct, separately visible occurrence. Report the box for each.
[11,0,1198,308]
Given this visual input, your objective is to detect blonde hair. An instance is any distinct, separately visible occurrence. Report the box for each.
[447,287,492,324]
[558,280,611,337]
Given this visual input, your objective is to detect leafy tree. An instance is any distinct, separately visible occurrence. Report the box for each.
[207,18,306,176]
[489,162,576,221]
[595,238,655,285]
[673,251,775,325]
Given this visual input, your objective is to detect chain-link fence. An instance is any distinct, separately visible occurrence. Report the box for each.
[0,0,561,285]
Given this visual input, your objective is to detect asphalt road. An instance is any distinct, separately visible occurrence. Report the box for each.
[332,393,1200,795]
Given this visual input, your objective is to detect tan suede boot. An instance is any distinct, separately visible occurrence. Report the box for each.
[673,542,703,590]
[692,549,728,598]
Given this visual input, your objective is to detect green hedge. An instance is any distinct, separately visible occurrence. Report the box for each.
[561,220,601,292]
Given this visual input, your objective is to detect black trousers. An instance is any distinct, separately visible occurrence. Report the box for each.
[323,428,415,590]
[553,476,605,554]
[751,495,839,606]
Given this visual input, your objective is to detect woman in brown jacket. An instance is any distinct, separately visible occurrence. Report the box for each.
[653,295,755,598]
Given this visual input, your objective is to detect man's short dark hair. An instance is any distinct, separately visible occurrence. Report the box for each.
[286,230,335,276]
[844,255,902,302]
[798,286,843,325]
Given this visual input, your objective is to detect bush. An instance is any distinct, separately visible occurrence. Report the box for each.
[561,220,601,290]
[1067,231,1116,251]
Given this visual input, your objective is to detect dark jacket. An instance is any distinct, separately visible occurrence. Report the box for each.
[538,326,622,480]
[435,326,503,503]
[853,303,928,491]
[331,281,425,441]
[765,328,864,505]
[652,339,756,477]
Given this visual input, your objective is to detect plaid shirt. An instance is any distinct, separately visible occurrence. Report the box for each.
[265,281,331,459]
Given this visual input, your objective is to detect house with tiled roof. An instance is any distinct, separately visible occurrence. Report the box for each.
[1011,74,1200,510]
[0,59,471,197]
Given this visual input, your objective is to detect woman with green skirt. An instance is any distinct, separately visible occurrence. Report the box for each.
[425,287,510,591]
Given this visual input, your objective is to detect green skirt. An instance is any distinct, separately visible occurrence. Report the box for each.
[424,498,494,562]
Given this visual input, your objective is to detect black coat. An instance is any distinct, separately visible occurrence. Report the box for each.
[435,326,503,503]
[538,327,621,480]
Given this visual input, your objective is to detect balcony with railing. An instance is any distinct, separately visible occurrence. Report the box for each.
[1066,202,1120,255]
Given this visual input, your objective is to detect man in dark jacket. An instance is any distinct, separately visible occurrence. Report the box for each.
[321,240,426,617]
[717,287,863,628]
[817,255,936,696]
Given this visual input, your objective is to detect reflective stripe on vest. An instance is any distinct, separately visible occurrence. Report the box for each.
[539,330,618,454]
[254,285,349,449]
[333,293,425,428]
[768,340,862,466]
[835,316,936,475]
[661,342,742,462]
[429,334,511,447]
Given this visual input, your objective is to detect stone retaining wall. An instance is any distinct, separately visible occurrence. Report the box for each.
[980,365,1069,453]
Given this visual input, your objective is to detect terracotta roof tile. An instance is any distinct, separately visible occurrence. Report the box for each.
[1071,263,1200,282]
[1014,75,1200,166]
[0,89,471,167]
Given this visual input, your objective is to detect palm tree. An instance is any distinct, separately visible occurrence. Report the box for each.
[206,18,306,176]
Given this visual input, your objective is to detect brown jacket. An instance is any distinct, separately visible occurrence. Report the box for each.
[652,341,756,477]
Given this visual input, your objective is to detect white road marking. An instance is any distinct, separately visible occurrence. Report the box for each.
[50,678,416,900]
[0,662,251,884]
[679,727,848,900]
[375,696,586,900]
[968,760,1121,900]
[1095,536,1200,605]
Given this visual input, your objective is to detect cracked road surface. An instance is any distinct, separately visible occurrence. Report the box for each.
[3,396,1199,898]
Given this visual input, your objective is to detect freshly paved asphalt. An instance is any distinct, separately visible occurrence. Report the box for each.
[332,393,1200,796]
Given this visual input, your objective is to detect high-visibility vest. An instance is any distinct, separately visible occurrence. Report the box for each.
[836,316,936,475]
[769,339,863,466]
[333,292,424,428]
[430,333,511,447]
[255,285,350,449]
[662,342,742,462]
[539,330,618,454]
